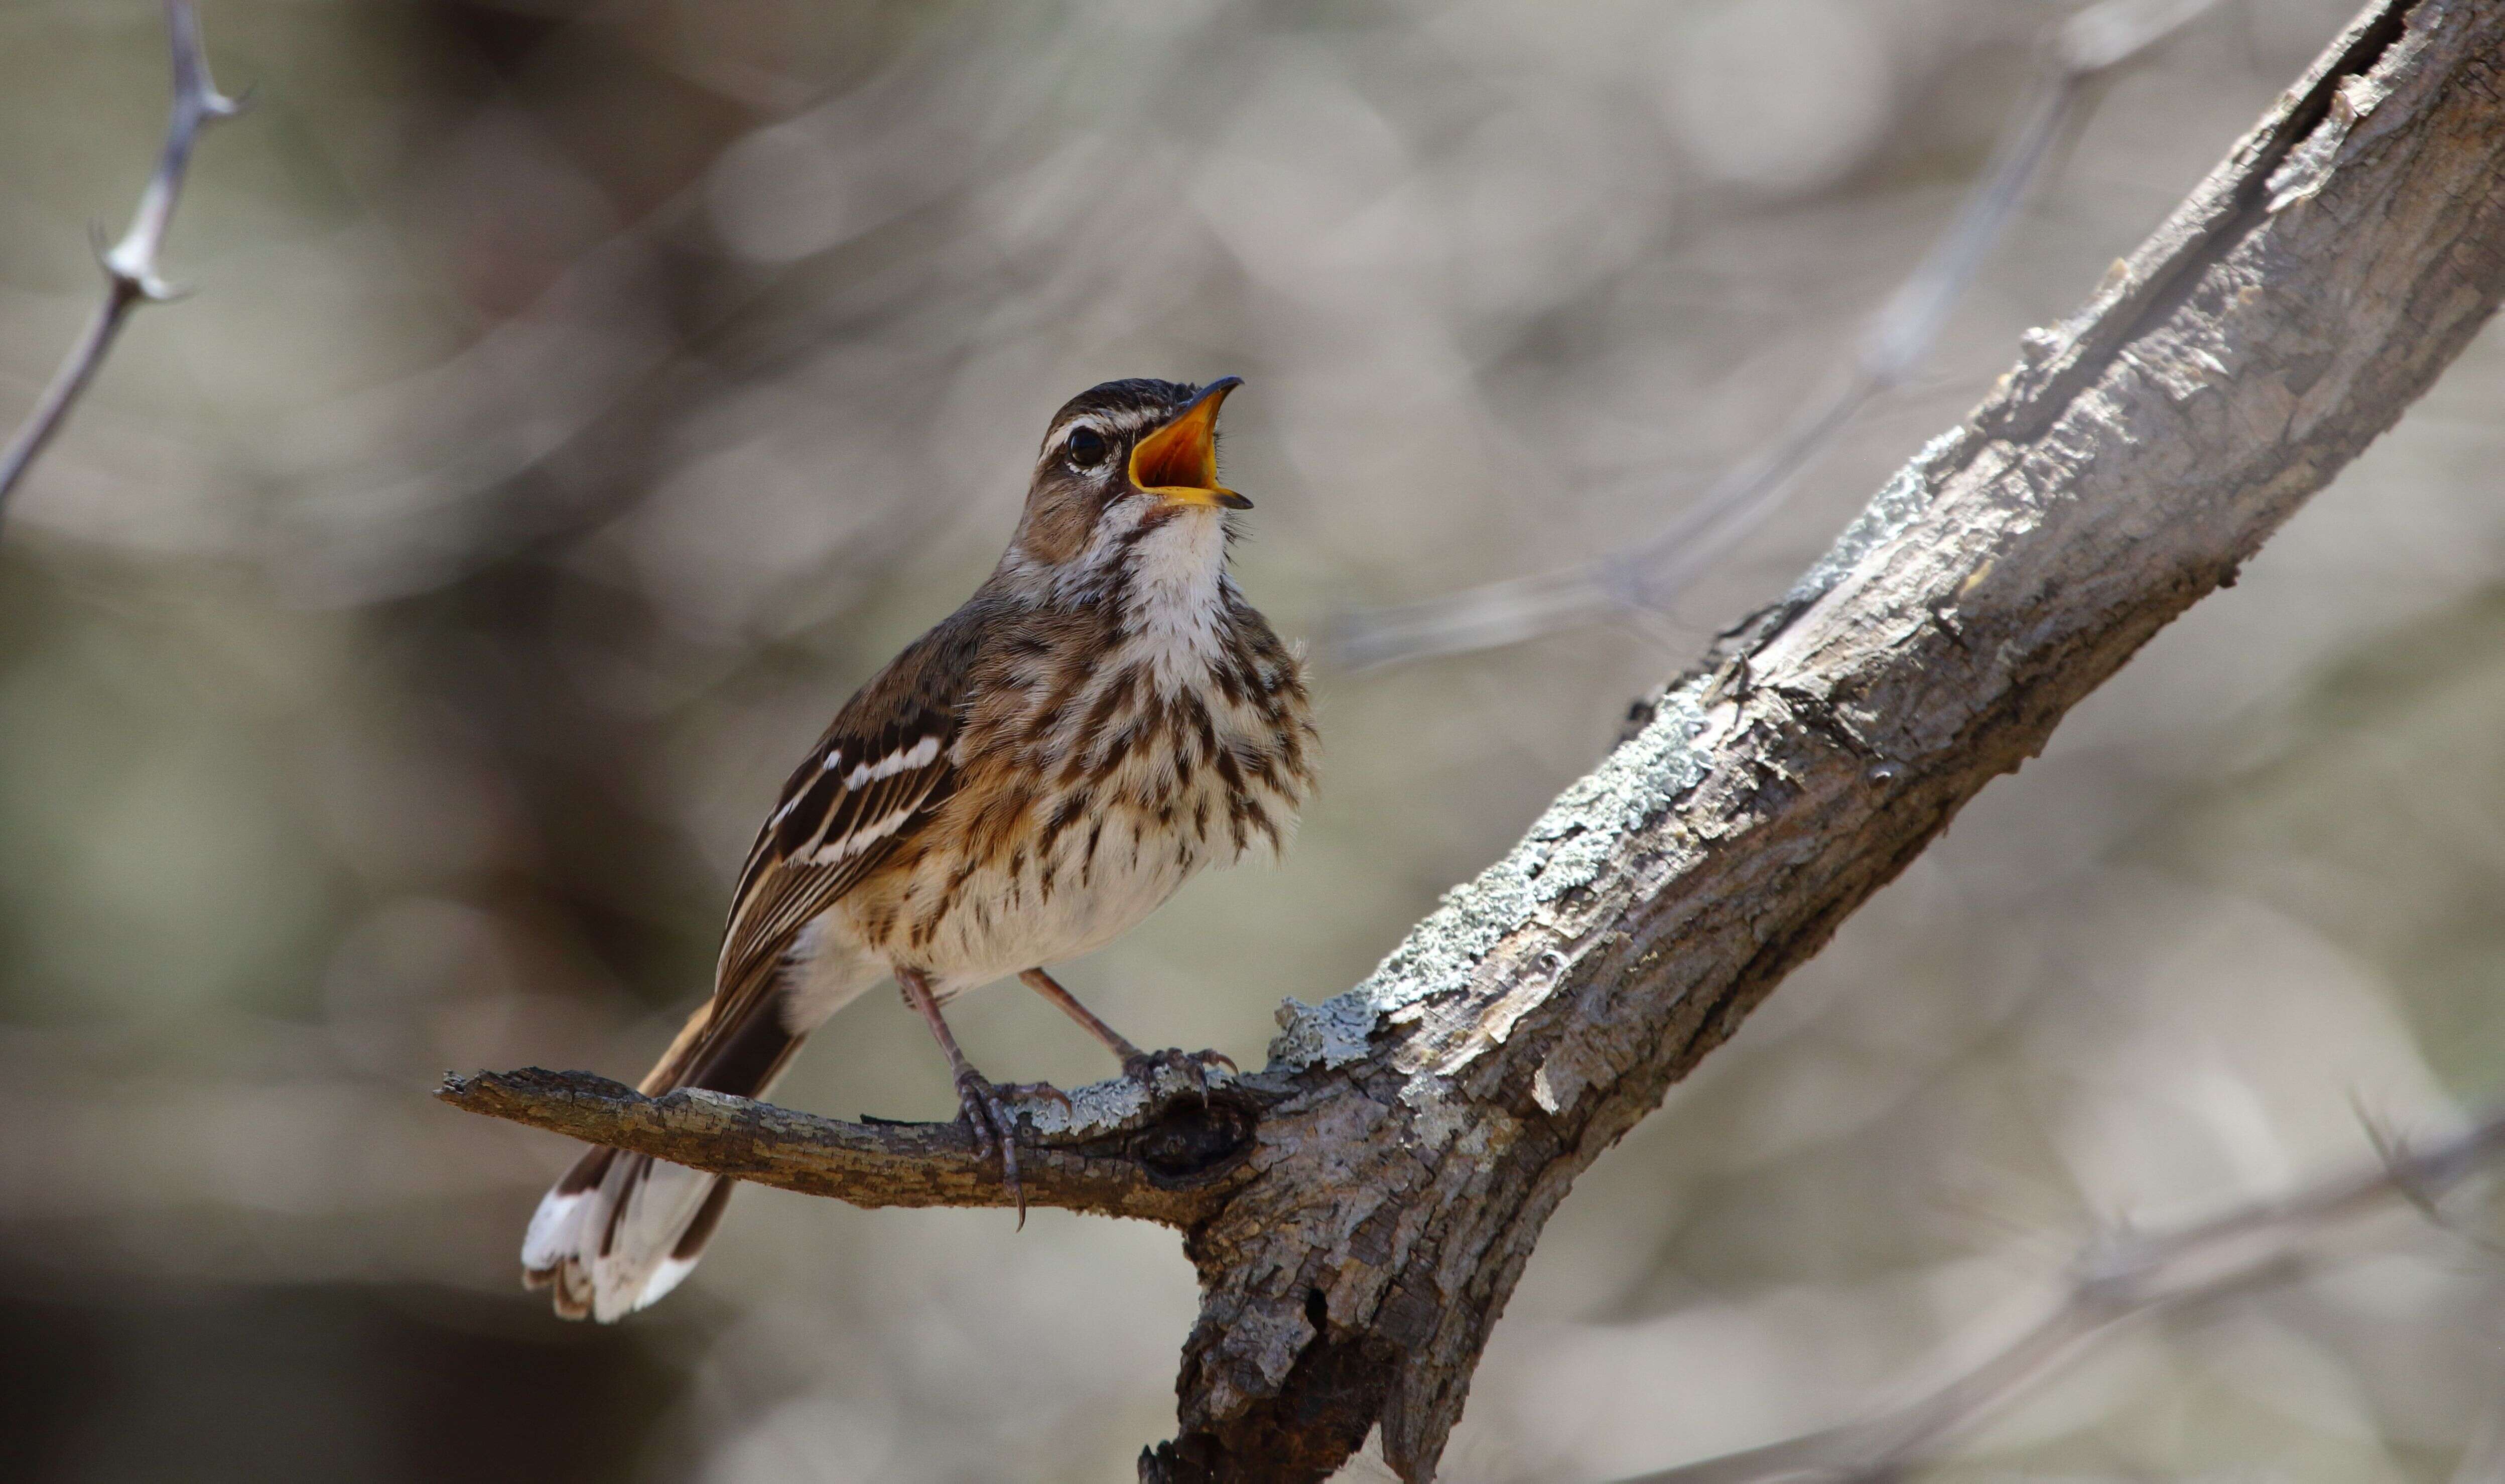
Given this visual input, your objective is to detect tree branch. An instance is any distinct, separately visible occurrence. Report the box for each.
[1617,1107,2505,1483]
[0,1,242,522]
[442,1,2505,1477]
[437,1063,1269,1228]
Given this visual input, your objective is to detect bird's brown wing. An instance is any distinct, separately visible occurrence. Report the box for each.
[720,715,955,978]
[638,614,984,1092]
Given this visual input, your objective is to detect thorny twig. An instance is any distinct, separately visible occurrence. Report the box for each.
[0,1,243,522]
[1331,0,2221,671]
[1616,1107,2505,1483]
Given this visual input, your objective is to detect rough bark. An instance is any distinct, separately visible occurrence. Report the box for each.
[437,1063,1266,1227]
[440,1,2505,1477]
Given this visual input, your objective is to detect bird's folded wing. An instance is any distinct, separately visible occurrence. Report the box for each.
[633,703,961,1091]
[719,710,958,994]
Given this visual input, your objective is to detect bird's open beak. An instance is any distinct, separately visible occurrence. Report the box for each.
[1129,376,1251,510]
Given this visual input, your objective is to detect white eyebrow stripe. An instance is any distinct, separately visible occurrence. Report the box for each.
[1042,415,1113,460]
[842,734,940,789]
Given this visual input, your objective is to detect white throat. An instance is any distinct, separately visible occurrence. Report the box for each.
[1116,508,1230,690]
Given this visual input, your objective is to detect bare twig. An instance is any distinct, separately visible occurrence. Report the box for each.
[0,1,242,522]
[1617,1108,2505,1483]
[1331,0,2220,671]
[438,1063,1270,1229]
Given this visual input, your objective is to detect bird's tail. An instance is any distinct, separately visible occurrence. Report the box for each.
[521,990,803,1322]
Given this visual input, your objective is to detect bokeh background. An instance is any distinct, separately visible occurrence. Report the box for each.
[3,1,2501,1480]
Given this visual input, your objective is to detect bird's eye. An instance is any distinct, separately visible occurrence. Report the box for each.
[1065,427,1110,469]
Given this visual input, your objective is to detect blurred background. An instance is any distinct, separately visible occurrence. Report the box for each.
[2,0,2500,1479]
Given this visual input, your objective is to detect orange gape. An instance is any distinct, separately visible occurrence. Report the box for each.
[1128,378,1252,508]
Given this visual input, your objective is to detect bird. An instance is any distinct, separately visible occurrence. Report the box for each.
[521,376,1316,1321]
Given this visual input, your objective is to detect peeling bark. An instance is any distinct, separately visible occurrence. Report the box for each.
[441,2,2505,1477]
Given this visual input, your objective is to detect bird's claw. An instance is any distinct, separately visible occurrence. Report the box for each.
[954,1068,1025,1225]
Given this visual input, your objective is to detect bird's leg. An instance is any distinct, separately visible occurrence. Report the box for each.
[1019,967,1145,1063]
[897,967,1024,1223]
[1019,968,1238,1086]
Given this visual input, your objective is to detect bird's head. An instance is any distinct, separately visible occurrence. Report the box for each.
[1008,376,1247,576]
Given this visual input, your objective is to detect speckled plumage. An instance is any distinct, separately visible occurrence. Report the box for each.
[525,378,1313,1320]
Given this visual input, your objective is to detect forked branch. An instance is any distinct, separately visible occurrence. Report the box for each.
[445,1,2505,1478]
[0,1,242,520]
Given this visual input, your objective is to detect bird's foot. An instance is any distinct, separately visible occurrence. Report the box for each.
[953,1068,1027,1224]
[1121,1046,1240,1097]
